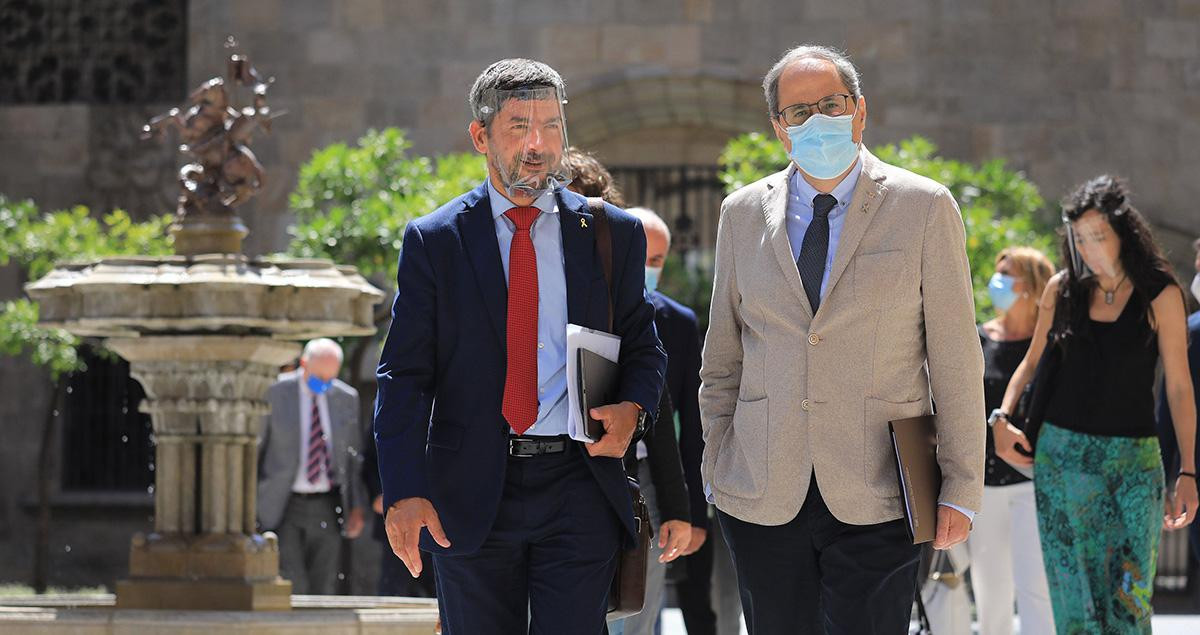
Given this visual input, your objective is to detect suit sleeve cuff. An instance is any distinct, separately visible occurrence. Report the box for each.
[377,434,428,511]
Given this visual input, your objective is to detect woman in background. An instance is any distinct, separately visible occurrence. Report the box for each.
[969,247,1056,635]
[993,175,1197,634]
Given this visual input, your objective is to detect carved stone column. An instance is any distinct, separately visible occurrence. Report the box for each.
[108,336,298,611]
[26,254,384,611]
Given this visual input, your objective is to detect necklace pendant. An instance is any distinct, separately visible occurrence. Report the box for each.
[1105,290,1115,305]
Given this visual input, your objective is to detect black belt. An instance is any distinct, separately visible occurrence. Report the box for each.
[292,490,338,499]
[509,435,571,458]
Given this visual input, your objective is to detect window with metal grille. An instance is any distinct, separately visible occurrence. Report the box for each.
[608,165,724,255]
[0,0,187,104]
[60,345,153,492]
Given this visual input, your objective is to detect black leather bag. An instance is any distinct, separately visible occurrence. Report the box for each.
[608,476,651,618]
[587,197,650,618]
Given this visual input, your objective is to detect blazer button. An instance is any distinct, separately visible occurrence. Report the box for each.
[808,333,820,346]
[801,399,812,411]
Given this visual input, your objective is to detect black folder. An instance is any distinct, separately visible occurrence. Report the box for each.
[577,348,620,441]
[889,414,941,544]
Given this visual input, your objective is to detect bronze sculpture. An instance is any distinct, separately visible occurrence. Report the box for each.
[143,37,279,255]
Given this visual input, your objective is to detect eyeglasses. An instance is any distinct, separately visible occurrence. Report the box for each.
[776,94,854,127]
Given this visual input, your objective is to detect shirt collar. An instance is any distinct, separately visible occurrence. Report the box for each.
[486,179,558,220]
[788,149,864,211]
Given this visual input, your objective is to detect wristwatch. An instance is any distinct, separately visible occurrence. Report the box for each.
[633,403,649,438]
[986,409,1010,428]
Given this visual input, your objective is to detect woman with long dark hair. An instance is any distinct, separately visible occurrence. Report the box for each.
[991,175,1197,633]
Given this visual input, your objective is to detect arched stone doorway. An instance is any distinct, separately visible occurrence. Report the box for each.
[567,72,768,166]
[566,73,770,254]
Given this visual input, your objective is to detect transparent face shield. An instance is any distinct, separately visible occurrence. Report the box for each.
[1064,212,1120,281]
[478,86,572,200]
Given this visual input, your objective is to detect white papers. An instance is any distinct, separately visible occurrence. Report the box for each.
[566,323,621,443]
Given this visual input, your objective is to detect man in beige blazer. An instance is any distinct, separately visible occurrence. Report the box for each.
[699,45,985,633]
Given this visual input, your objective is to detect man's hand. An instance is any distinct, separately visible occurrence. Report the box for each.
[372,494,384,516]
[932,505,971,550]
[1164,476,1199,531]
[385,497,451,577]
[993,420,1034,468]
[585,401,641,458]
[682,527,708,556]
[658,520,693,563]
[345,506,365,539]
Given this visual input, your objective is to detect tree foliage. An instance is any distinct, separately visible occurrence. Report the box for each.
[0,195,173,377]
[286,128,487,284]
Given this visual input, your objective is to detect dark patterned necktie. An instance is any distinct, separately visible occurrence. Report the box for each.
[796,193,837,313]
[306,395,329,484]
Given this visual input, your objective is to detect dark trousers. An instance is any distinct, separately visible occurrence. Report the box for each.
[378,535,437,597]
[432,443,622,635]
[718,479,920,635]
[276,492,342,595]
[676,525,717,635]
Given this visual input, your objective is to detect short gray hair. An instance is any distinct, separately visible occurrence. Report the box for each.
[627,207,671,246]
[468,58,566,126]
[762,45,862,119]
[301,338,343,364]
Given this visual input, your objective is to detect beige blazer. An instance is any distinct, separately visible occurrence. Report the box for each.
[699,148,985,527]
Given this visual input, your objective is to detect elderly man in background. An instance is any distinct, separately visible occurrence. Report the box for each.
[257,338,366,595]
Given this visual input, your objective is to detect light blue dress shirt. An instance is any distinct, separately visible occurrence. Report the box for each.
[784,160,862,299]
[708,156,976,522]
[488,181,569,437]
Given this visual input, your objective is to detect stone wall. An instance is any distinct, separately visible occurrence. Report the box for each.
[2,0,1200,589]
[3,0,1197,257]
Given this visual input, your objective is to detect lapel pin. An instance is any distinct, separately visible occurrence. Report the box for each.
[580,218,588,229]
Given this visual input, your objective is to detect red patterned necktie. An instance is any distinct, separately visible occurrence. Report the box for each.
[502,206,541,435]
[306,395,329,484]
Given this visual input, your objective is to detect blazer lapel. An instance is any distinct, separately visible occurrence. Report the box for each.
[558,190,596,327]
[823,150,889,300]
[457,182,508,346]
[762,166,814,318]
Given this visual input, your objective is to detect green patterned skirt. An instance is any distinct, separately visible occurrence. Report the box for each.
[1034,421,1164,635]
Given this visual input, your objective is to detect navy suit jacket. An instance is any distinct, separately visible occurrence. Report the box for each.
[374,182,667,556]
[651,291,708,530]
[1157,310,1200,474]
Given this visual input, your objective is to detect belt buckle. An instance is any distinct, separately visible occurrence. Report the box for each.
[509,438,536,458]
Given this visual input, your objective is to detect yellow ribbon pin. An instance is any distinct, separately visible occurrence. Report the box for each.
[580,218,588,229]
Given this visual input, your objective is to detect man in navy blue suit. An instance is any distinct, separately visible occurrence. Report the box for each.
[1158,237,1200,573]
[374,59,666,634]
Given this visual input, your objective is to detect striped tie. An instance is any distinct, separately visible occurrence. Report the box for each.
[306,396,329,484]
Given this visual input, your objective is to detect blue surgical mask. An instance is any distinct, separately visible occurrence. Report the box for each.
[306,374,333,395]
[988,273,1018,312]
[785,114,860,180]
[645,266,663,294]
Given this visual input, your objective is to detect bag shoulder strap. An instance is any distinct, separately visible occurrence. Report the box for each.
[586,197,615,332]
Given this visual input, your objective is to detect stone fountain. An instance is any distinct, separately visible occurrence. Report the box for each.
[3,41,439,633]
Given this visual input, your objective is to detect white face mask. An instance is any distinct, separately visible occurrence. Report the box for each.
[1191,272,1200,305]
